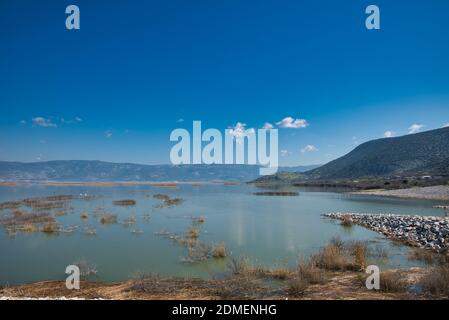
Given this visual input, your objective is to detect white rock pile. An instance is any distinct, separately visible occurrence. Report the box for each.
[324,212,449,253]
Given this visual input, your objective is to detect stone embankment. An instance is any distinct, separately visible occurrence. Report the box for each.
[324,212,449,253]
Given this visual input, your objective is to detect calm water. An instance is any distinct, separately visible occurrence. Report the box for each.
[0,184,448,285]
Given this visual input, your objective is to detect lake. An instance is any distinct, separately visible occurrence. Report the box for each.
[0,183,447,285]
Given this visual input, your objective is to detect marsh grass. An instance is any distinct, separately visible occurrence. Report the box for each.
[113,199,136,206]
[99,214,118,224]
[408,248,438,264]
[186,226,200,239]
[20,222,38,233]
[340,214,353,228]
[41,222,59,234]
[212,241,227,258]
[80,212,89,219]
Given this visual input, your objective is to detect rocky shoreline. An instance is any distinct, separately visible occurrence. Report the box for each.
[324,212,449,253]
[352,185,449,201]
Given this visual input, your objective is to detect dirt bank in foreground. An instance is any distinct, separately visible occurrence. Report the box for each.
[352,185,449,201]
[0,268,446,300]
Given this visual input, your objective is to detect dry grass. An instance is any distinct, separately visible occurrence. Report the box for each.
[312,243,349,271]
[380,270,407,292]
[408,248,438,264]
[212,241,227,258]
[349,241,368,270]
[287,277,309,296]
[419,264,449,296]
[297,259,326,284]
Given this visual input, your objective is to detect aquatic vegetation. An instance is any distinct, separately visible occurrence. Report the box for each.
[1,211,55,227]
[55,210,67,217]
[72,260,98,278]
[82,227,97,236]
[41,222,59,234]
[253,191,299,196]
[99,214,118,224]
[80,212,89,219]
[193,216,206,224]
[153,194,184,208]
[131,229,143,235]
[122,215,137,225]
[186,226,200,239]
[340,214,353,227]
[19,222,38,233]
[408,248,438,264]
[212,241,227,258]
[113,199,136,206]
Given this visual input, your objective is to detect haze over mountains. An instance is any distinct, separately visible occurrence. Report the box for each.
[0,161,319,182]
[255,127,449,183]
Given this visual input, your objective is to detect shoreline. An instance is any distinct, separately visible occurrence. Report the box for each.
[350,185,449,201]
[0,268,443,300]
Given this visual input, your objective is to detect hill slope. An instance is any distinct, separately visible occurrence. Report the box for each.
[256,127,449,183]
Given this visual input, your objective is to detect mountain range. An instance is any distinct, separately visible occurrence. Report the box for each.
[0,161,320,182]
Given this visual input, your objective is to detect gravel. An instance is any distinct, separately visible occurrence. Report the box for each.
[324,212,449,253]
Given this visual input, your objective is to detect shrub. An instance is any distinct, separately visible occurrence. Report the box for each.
[419,265,449,296]
[312,244,349,271]
[380,271,407,292]
[287,277,309,297]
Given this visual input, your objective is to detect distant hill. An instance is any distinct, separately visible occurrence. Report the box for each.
[254,127,449,183]
[0,160,319,182]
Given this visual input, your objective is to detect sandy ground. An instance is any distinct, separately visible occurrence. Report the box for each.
[353,185,449,201]
[0,269,444,300]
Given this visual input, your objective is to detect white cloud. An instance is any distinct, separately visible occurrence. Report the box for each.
[276,116,308,129]
[61,117,82,124]
[280,149,291,157]
[442,123,449,128]
[301,145,318,153]
[228,122,255,142]
[32,117,57,128]
[262,122,274,129]
[105,130,113,138]
[383,130,396,138]
[408,123,424,134]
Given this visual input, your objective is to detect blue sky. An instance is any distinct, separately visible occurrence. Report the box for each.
[1,0,449,166]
